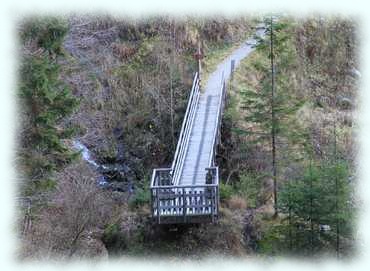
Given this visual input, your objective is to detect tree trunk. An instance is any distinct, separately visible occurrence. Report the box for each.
[269,16,278,217]
[334,118,340,258]
[170,19,176,151]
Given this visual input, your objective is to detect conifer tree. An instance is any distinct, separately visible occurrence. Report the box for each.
[240,16,302,215]
[279,151,352,255]
[19,18,79,193]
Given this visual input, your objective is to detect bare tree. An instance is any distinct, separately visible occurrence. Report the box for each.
[21,162,113,259]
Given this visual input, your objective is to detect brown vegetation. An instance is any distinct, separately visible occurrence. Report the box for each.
[20,162,113,259]
[17,15,357,259]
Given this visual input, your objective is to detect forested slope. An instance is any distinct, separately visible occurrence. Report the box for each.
[17,15,254,259]
[219,16,358,257]
[17,15,357,259]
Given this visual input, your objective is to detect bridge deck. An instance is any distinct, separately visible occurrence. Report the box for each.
[150,28,265,224]
[178,42,254,187]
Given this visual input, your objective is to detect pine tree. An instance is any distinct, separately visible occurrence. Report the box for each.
[20,55,78,154]
[240,16,303,216]
[279,155,352,255]
[19,18,79,194]
[323,119,354,257]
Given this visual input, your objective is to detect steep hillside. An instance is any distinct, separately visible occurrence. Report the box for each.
[17,15,357,260]
[17,15,255,259]
[219,16,357,257]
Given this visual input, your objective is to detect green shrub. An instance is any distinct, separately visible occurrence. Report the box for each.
[257,223,286,255]
[24,178,57,196]
[102,223,127,254]
[219,182,233,201]
[129,187,151,209]
[234,172,262,208]
[36,178,57,191]
[19,18,78,199]
[21,17,68,55]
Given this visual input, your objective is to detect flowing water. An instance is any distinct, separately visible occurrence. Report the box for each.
[72,140,109,186]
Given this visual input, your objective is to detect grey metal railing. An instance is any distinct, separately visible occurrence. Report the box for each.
[208,72,226,167]
[150,66,231,224]
[170,72,200,185]
[150,167,219,224]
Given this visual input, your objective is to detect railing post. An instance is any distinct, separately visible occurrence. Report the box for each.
[156,188,160,224]
[216,168,219,216]
[150,188,154,218]
[229,59,234,107]
[182,187,186,223]
[230,59,235,79]
[211,186,214,222]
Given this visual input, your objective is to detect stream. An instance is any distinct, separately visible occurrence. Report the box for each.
[72,139,135,194]
[72,140,109,186]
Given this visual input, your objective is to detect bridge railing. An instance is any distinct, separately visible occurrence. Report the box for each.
[150,64,231,224]
[208,72,226,167]
[170,72,200,185]
[150,167,219,224]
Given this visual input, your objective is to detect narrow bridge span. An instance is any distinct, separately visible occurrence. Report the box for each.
[150,30,263,224]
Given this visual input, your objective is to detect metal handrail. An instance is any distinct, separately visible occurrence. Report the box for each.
[172,86,199,184]
[150,168,171,187]
[208,72,225,167]
[171,74,200,185]
[151,183,218,189]
[149,67,228,223]
[170,73,199,176]
[205,166,219,186]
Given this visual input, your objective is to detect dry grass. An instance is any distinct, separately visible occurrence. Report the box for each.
[227,195,247,210]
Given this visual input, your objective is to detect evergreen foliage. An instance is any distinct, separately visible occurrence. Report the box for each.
[278,159,352,255]
[239,16,304,214]
[21,17,68,55]
[19,18,78,195]
[17,15,356,259]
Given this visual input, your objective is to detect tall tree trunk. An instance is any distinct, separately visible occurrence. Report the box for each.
[170,19,176,151]
[157,61,164,142]
[334,118,340,258]
[270,16,278,217]
[309,158,314,254]
[288,190,293,251]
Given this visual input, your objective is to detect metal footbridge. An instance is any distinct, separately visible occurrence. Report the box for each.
[150,33,259,224]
